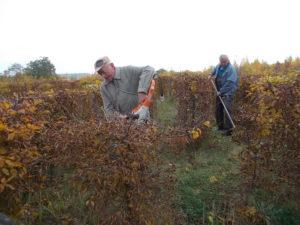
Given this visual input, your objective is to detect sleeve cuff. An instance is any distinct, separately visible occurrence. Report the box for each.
[138,87,148,93]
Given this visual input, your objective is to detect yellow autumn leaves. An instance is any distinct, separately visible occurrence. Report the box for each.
[0,156,27,192]
[209,175,218,183]
[191,128,202,140]
[189,121,212,140]
[0,99,46,193]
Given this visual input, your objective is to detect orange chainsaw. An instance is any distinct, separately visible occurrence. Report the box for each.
[129,79,156,121]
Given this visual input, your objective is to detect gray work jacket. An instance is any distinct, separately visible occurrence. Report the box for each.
[100,66,155,117]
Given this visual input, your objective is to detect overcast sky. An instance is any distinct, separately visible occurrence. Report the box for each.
[0,0,299,74]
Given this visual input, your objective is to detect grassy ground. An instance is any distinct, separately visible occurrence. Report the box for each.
[173,129,243,225]
[153,96,178,126]
[154,96,244,224]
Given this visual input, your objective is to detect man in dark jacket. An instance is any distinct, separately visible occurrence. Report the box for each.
[209,55,238,135]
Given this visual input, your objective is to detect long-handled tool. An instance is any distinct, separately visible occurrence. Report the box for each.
[210,79,236,129]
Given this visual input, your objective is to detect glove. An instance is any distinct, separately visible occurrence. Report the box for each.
[209,74,216,80]
[133,105,150,122]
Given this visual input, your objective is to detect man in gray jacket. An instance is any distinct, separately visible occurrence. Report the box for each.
[94,56,156,120]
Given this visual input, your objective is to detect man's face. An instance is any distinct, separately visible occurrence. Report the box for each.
[98,63,115,81]
[220,59,228,67]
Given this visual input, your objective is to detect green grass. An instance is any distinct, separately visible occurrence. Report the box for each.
[245,188,300,225]
[153,96,177,126]
[174,129,244,225]
[153,97,244,224]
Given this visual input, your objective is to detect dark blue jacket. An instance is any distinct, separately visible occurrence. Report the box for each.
[212,63,238,96]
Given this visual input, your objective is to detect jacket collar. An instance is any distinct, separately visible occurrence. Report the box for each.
[103,67,121,85]
[219,63,230,70]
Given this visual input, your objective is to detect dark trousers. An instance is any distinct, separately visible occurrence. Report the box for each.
[215,96,233,130]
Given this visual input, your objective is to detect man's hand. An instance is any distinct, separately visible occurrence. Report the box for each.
[221,94,228,100]
[134,105,150,122]
[119,114,128,119]
[208,74,216,80]
[138,92,147,103]
[217,92,227,99]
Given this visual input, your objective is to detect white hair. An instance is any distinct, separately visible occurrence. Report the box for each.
[219,54,229,61]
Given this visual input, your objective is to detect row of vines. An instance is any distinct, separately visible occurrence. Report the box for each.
[157,58,300,223]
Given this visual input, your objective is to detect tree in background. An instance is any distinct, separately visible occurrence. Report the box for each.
[7,63,24,76]
[24,57,56,77]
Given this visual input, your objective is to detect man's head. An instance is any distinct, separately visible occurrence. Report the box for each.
[219,54,230,67]
[94,56,115,81]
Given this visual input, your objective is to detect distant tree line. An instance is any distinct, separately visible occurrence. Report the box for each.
[2,57,56,78]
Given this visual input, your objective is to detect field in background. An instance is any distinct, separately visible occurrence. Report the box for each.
[0,58,299,225]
